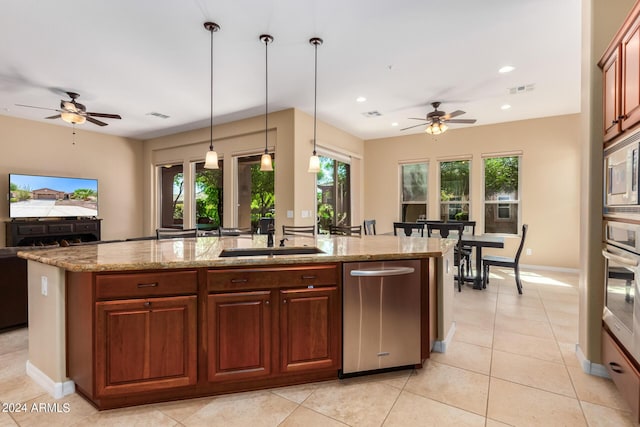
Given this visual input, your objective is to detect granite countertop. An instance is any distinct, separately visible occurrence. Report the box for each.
[16,234,454,272]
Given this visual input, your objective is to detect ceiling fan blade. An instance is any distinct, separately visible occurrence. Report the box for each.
[443,110,465,120]
[87,112,121,119]
[447,119,477,124]
[400,123,428,131]
[45,114,61,120]
[86,116,108,126]
[408,117,428,121]
[15,104,60,112]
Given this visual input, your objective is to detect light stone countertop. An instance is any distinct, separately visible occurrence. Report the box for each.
[17,234,454,272]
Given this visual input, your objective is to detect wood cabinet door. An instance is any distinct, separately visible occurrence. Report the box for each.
[207,291,272,382]
[603,47,622,142]
[95,296,197,397]
[623,18,640,132]
[279,286,340,373]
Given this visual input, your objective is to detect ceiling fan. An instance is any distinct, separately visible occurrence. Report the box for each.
[401,101,476,134]
[16,92,121,126]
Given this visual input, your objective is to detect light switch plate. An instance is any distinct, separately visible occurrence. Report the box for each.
[41,276,48,296]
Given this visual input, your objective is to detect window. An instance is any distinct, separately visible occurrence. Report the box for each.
[236,154,275,231]
[484,155,520,234]
[194,161,223,230]
[440,160,470,221]
[400,163,428,222]
[317,156,351,232]
[159,164,184,228]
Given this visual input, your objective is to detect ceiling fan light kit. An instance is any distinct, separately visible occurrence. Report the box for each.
[400,101,476,135]
[260,34,274,172]
[203,21,221,170]
[308,37,323,174]
[60,111,86,125]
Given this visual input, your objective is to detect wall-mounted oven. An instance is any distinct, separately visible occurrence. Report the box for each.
[603,220,640,361]
[604,138,640,206]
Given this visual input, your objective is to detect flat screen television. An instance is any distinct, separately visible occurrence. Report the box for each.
[9,173,98,219]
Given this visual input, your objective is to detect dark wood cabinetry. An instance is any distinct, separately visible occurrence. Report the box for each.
[602,47,622,141]
[6,218,101,246]
[622,15,640,133]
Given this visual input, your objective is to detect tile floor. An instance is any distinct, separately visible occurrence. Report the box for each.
[0,268,636,426]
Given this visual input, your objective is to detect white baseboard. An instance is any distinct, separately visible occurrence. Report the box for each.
[432,321,456,353]
[26,360,75,399]
[575,344,610,378]
[519,264,579,274]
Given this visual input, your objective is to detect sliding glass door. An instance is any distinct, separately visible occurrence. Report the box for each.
[316,156,350,232]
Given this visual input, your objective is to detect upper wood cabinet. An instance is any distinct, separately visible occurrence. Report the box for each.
[601,8,640,142]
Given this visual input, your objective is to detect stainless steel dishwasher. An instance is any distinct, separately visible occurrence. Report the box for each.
[342,259,421,376]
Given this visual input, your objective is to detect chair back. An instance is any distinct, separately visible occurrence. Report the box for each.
[156,228,198,240]
[514,224,528,263]
[218,227,254,236]
[329,225,362,236]
[425,222,464,239]
[363,219,377,235]
[393,222,425,237]
[258,218,274,234]
[450,220,476,235]
[282,225,316,236]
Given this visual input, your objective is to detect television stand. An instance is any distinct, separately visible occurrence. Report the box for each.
[6,218,101,247]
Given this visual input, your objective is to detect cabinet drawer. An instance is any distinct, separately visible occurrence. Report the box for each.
[96,270,198,299]
[76,222,98,232]
[208,264,338,291]
[47,223,74,234]
[602,329,640,419]
[17,225,47,235]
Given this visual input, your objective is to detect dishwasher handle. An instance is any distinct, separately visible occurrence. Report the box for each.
[350,267,415,277]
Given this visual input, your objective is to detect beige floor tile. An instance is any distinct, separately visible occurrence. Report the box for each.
[8,393,97,427]
[496,292,543,309]
[383,390,485,426]
[71,404,179,426]
[485,418,514,427]
[270,382,322,404]
[567,366,632,411]
[363,369,413,390]
[154,396,214,423]
[280,406,348,427]
[0,328,28,356]
[491,350,575,397]
[404,360,489,416]
[454,306,496,329]
[580,401,636,427]
[494,313,555,340]
[0,349,28,382]
[551,323,579,344]
[0,375,47,405]
[302,378,400,426]
[493,330,563,363]
[452,320,494,348]
[546,309,579,328]
[541,298,579,316]
[558,342,582,368]
[496,304,548,322]
[0,412,18,427]
[182,390,298,427]
[487,378,586,426]
[430,340,492,375]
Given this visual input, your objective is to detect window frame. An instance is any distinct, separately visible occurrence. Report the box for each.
[399,161,429,222]
[482,154,522,235]
[438,158,471,221]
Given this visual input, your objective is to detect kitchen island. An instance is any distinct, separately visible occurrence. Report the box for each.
[17,234,455,409]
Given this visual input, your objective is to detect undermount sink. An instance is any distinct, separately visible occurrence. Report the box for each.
[218,246,325,257]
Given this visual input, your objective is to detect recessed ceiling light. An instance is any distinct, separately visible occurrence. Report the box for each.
[501,104,512,110]
[391,122,399,127]
[356,96,367,103]
[499,65,515,73]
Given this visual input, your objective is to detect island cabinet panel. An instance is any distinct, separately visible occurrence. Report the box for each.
[279,286,340,372]
[95,296,197,397]
[207,291,272,382]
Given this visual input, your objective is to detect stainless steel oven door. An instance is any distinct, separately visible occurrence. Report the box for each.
[605,139,639,206]
[604,220,640,253]
[603,244,640,358]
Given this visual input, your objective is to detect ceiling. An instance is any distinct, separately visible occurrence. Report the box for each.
[0,0,582,141]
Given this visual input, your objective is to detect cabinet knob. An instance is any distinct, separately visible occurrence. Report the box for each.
[144,301,151,307]
[619,114,626,120]
[612,120,619,125]
[283,299,287,304]
[265,300,270,305]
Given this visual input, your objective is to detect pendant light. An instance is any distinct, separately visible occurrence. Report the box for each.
[260,34,274,172]
[204,21,220,169]
[308,37,323,173]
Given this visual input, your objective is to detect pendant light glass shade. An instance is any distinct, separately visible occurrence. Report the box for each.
[308,37,323,174]
[260,34,274,172]
[425,121,448,135]
[204,22,220,170]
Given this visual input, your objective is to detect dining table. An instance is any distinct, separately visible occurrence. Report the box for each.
[460,234,504,289]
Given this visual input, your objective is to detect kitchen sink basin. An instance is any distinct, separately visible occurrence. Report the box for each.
[218,246,325,257]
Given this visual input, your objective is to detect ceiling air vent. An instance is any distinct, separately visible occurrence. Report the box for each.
[146,112,170,119]
[508,84,535,95]
[362,111,382,118]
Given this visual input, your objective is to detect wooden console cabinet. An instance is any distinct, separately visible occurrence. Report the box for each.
[6,218,101,246]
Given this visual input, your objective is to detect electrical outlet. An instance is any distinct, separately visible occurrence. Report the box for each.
[287,210,294,218]
[301,210,309,218]
[41,276,48,296]
[526,248,532,256]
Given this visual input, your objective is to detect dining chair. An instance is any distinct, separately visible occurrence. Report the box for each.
[450,220,476,275]
[156,228,198,240]
[482,224,528,294]
[282,225,316,236]
[363,219,377,235]
[393,222,425,237]
[425,222,466,291]
[329,224,362,236]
